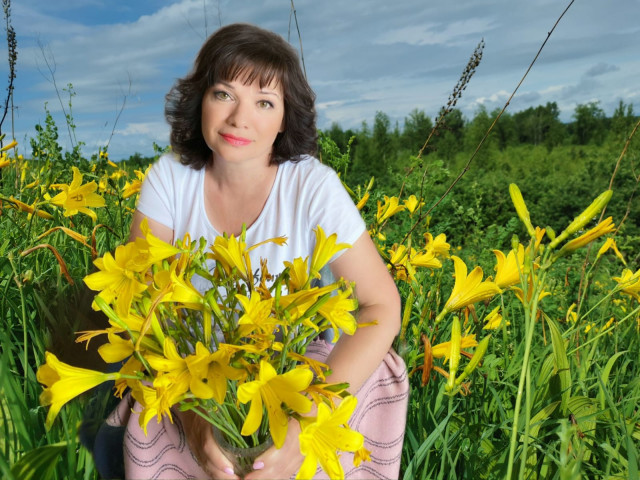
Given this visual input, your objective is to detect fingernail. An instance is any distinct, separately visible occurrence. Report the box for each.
[253,461,265,470]
[223,467,235,475]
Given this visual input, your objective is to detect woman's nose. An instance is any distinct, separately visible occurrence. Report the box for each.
[226,100,249,127]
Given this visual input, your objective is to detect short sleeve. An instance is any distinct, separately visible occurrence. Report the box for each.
[307,167,366,260]
[136,155,177,229]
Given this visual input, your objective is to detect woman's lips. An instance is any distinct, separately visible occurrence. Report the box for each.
[220,133,251,146]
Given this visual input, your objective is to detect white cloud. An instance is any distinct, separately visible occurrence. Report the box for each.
[375,18,496,46]
[118,121,168,139]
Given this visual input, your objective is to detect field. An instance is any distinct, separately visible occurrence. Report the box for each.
[1,90,639,480]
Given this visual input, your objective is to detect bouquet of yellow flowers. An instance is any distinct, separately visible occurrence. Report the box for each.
[37,220,370,479]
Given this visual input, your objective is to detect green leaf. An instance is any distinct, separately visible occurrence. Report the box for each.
[567,395,598,463]
[547,316,571,415]
[10,442,66,480]
[403,411,453,480]
[598,351,626,409]
[522,400,561,476]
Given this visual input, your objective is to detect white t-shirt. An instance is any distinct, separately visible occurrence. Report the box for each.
[136,153,366,292]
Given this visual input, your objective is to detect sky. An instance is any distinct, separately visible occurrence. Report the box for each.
[3,0,640,160]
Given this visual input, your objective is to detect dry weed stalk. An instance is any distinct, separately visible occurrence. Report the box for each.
[402,0,577,246]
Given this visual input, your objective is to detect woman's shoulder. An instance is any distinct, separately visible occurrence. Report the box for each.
[152,152,196,175]
[281,155,337,184]
[146,153,203,187]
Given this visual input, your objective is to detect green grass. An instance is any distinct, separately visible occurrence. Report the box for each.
[1,121,639,480]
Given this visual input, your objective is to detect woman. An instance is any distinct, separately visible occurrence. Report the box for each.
[118,23,408,479]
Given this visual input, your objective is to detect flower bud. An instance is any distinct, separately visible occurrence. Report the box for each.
[0,139,17,152]
[510,234,520,251]
[545,226,556,241]
[509,184,536,238]
[549,190,612,249]
[454,335,491,387]
[446,317,462,391]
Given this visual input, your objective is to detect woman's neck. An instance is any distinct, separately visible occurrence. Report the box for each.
[203,154,279,236]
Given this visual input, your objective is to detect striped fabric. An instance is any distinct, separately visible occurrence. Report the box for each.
[106,341,409,479]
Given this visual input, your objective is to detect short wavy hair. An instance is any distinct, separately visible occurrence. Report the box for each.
[165,23,317,169]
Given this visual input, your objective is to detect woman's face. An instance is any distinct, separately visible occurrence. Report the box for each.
[201,76,285,166]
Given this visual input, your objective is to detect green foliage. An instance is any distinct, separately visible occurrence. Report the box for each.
[2,81,639,480]
[571,101,607,145]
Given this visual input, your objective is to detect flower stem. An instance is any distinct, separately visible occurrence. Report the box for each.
[506,250,548,479]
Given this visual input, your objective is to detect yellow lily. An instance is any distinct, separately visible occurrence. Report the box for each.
[131,374,187,434]
[483,306,509,330]
[37,352,119,429]
[317,286,358,342]
[283,257,310,291]
[403,194,424,214]
[84,242,148,317]
[146,337,188,376]
[98,332,135,363]
[278,284,337,326]
[287,353,330,382]
[493,244,526,289]
[152,260,204,308]
[236,291,277,336]
[376,195,405,224]
[355,191,370,210]
[4,195,53,220]
[49,167,106,221]
[424,232,451,258]
[596,237,626,265]
[209,234,252,281]
[387,244,416,282]
[557,217,615,255]
[38,226,92,250]
[411,249,442,270]
[137,218,181,267]
[431,334,478,363]
[237,360,313,448]
[613,268,640,302]
[284,257,309,292]
[436,256,501,323]
[549,190,613,249]
[447,317,462,390]
[185,343,243,402]
[309,225,350,279]
[122,166,150,199]
[114,356,143,398]
[297,395,364,480]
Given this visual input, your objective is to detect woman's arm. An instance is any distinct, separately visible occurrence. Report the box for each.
[324,230,401,392]
[246,230,401,480]
[128,209,174,243]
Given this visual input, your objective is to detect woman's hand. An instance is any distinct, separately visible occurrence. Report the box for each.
[178,409,241,480]
[244,419,304,480]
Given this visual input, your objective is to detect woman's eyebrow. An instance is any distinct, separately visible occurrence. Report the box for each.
[215,80,234,89]
[259,89,281,99]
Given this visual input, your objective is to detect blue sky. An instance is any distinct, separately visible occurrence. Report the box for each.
[3,0,640,160]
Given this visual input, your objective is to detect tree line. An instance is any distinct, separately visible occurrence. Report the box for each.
[322,100,637,185]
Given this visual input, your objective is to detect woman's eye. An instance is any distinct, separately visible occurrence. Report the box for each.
[214,91,231,101]
[257,100,274,109]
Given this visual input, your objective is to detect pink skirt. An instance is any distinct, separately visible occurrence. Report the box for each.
[105,341,409,479]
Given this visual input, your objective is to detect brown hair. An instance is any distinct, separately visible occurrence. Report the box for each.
[165,23,317,169]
